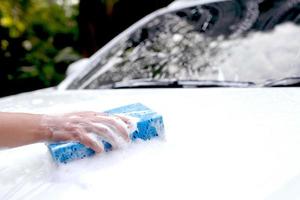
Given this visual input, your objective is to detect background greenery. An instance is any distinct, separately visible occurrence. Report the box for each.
[0,0,173,97]
[0,0,80,96]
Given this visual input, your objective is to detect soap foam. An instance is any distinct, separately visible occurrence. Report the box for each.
[0,137,165,199]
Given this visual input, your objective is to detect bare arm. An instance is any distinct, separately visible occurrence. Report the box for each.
[0,112,131,152]
[0,113,49,148]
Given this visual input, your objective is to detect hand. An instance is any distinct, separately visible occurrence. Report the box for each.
[42,112,132,153]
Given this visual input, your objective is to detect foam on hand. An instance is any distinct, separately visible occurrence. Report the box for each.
[47,103,164,164]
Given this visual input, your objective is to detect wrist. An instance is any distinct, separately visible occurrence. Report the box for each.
[38,115,53,142]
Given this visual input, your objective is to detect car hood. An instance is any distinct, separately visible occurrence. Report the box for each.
[1,88,300,200]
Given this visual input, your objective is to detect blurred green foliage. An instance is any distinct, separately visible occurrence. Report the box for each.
[0,0,80,95]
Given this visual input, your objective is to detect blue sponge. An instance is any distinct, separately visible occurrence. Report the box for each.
[47,103,164,164]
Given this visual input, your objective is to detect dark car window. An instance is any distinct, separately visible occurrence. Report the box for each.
[67,0,300,89]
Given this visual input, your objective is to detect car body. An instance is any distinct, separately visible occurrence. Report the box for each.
[1,88,300,200]
[1,0,300,200]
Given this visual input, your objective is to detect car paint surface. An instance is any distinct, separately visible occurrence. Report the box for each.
[0,88,300,200]
[1,0,300,199]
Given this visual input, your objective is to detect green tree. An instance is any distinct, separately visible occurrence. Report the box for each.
[0,0,80,96]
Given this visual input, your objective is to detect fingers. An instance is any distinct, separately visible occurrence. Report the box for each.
[49,126,104,153]
[67,119,124,148]
[115,115,135,130]
[65,111,107,118]
[89,115,130,142]
[68,113,130,142]
[84,124,119,148]
[80,134,104,153]
[115,115,131,124]
[72,127,104,153]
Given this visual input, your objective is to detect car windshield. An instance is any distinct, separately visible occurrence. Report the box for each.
[67,0,300,89]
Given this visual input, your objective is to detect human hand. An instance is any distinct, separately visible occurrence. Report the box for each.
[41,112,132,153]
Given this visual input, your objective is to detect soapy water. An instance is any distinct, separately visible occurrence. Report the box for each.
[1,1,300,198]
[1,89,300,199]
[0,100,166,200]
[0,136,165,200]
[266,174,300,200]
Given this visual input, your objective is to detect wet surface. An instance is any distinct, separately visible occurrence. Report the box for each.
[66,0,300,89]
[1,89,300,200]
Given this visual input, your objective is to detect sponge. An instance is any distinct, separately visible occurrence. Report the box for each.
[47,103,164,164]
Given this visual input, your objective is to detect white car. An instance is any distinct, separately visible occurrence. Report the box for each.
[1,0,300,200]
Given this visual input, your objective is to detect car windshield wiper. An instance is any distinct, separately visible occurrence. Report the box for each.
[263,77,300,87]
[109,79,256,89]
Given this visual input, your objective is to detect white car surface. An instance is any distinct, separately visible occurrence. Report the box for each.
[0,88,300,200]
[1,0,300,199]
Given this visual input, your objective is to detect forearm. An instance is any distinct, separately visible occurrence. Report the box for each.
[0,113,51,148]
